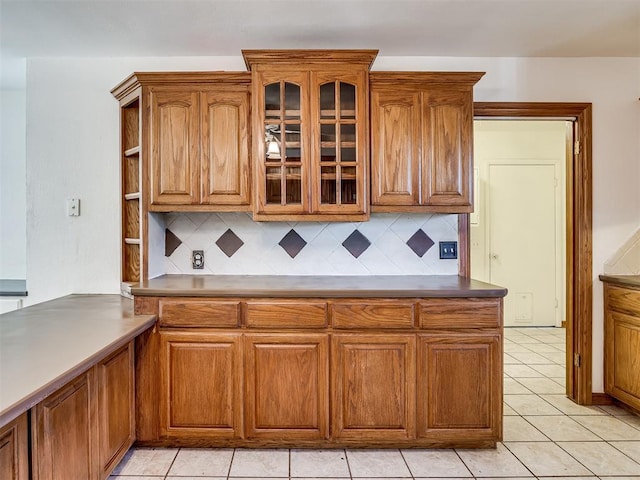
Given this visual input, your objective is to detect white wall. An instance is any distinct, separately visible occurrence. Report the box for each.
[0,59,27,279]
[24,55,640,392]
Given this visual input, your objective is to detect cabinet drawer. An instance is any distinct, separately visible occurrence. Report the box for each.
[606,285,640,316]
[245,301,327,328]
[419,298,501,329]
[331,301,415,328]
[159,299,240,327]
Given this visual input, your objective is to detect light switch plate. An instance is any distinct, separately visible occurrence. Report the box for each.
[439,241,457,259]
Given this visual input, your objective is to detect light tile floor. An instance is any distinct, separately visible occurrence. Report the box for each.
[111,327,640,479]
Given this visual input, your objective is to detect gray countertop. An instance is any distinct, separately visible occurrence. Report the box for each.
[0,294,155,427]
[132,274,508,298]
[0,279,27,297]
[599,274,640,289]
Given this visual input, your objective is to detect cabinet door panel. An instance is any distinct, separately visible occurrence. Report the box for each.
[32,372,96,480]
[370,90,420,205]
[245,334,328,440]
[0,414,28,480]
[417,335,501,442]
[160,332,243,439]
[97,343,134,477]
[422,88,473,208]
[201,89,251,205]
[150,89,199,205]
[253,70,310,217]
[605,310,640,410]
[311,70,368,216]
[332,334,415,441]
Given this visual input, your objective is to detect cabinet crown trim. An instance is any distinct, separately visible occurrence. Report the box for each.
[111,72,251,99]
[242,49,379,70]
[370,71,485,87]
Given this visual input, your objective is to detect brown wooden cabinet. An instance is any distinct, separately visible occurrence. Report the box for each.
[32,371,97,480]
[243,50,377,221]
[245,333,329,440]
[149,84,251,209]
[96,342,135,478]
[603,281,640,411]
[159,331,243,440]
[31,342,135,480]
[370,72,484,213]
[332,334,415,441]
[135,294,503,448]
[0,413,29,480]
[417,334,501,443]
[112,73,252,288]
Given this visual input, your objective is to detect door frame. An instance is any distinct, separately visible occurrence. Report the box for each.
[459,102,593,405]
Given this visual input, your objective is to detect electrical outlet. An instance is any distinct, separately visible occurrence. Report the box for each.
[192,250,204,269]
[439,241,457,259]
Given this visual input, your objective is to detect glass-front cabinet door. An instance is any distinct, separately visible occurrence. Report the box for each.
[311,71,367,215]
[247,51,375,221]
[254,71,310,217]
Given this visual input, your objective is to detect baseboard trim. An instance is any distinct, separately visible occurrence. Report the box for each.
[591,393,614,405]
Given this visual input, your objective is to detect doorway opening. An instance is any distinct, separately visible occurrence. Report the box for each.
[471,120,569,328]
[458,102,593,405]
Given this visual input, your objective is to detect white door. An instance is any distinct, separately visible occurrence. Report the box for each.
[488,164,558,326]
[471,120,568,327]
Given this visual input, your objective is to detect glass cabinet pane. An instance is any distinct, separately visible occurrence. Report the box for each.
[340,83,356,119]
[265,83,280,119]
[284,83,300,119]
[320,83,336,119]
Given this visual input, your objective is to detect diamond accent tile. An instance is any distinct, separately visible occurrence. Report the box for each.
[278,229,307,258]
[406,229,435,257]
[342,229,371,258]
[215,229,244,257]
[165,229,182,257]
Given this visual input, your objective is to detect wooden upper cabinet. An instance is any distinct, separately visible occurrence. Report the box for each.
[201,89,251,206]
[150,89,200,205]
[243,50,377,221]
[149,83,251,210]
[370,72,484,213]
[370,90,420,206]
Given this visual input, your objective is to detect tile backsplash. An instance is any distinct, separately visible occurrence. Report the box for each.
[161,212,459,276]
[604,227,640,275]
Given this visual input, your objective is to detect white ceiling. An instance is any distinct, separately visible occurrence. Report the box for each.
[1,0,639,60]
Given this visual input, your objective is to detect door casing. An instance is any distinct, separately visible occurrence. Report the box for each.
[459,102,592,405]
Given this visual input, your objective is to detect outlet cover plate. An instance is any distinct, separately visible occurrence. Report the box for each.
[439,241,458,259]
[192,250,205,269]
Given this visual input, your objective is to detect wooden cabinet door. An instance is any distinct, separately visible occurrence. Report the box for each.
[245,333,329,440]
[605,310,640,410]
[96,342,134,478]
[422,88,473,209]
[311,70,369,216]
[160,331,243,439]
[150,88,199,205]
[201,88,251,206]
[332,334,416,441]
[32,371,97,480]
[0,413,28,480]
[417,334,501,443]
[252,70,310,217]
[370,89,421,206]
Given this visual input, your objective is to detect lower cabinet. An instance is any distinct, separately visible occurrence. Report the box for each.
[32,371,96,480]
[332,334,415,441]
[603,282,640,410]
[0,413,29,480]
[245,334,329,441]
[417,334,502,444]
[159,331,243,439]
[31,342,135,480]
[97,343,135,477]
[137,296,504,447]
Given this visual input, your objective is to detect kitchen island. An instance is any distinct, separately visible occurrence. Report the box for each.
[132,274,507,448]
[0,295,156,480]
